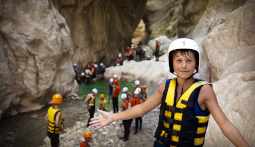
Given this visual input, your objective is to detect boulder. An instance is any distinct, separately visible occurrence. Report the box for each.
[0,0,78,119]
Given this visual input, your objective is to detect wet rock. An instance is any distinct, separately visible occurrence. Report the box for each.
[30,114,38,118]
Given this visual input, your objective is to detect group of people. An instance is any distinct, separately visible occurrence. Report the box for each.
[45,38,249,147]
[73,60,106,85]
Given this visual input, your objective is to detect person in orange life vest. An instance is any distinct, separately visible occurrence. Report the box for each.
[88,60,93,67]
[99,94,107,111]
[89,38,249,147]
[119,54,124,65]
[125,47,134,61]
[85,88,98,127]
[91,64,97,79]
[80,132,92,147]
[132,80,142,98]
[45,94,64,147]
[123,87,131,102]
[155,38,161,61]
[140,85,147,102]
[108,78,114,104]
[131,90,142,134]
[120,94,132,141]
[84,65,92,85]
[112,78,121,113]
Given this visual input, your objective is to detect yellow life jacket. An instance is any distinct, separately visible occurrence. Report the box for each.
[47,106,63,134]
[99,100,106,111]
[154,78,212,147]
[88,94,95,106]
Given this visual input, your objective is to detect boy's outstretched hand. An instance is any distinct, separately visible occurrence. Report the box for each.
[89,109,113,129]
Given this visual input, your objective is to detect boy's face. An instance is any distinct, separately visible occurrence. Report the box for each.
[134,94,139,98]
[173,51,196,79]
[122,98,126,102]
[85,137,92,142]
[100,98,104,101]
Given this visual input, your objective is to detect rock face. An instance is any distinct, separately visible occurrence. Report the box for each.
[0,0,78,119]
[49,0,148,68]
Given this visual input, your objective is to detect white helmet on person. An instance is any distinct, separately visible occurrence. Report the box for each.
[109,78,113,83]
[134,90,139,95]
[73,63,77,66]
[81,72,85,76]
[100,63,104,66]
[118,54,122,57]
[135,80,140,85]
[121,94,127,99]
[155,38,159,41]
[92,88,98,94]
[168,38,200,74]
[94,64,98,68]
[113,74,118,79]
[123,87,128,92]
[119,53,122,55]
[136,87,141,92]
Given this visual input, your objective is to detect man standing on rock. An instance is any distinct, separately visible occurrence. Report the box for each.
[85,88,98,127]
[155,38,160,61]
[112,79,121,113]
[45,94,64,147]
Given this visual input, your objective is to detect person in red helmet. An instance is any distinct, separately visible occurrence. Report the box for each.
[45,94,64,147]
[125,47,134,61]
[112,78,121,113]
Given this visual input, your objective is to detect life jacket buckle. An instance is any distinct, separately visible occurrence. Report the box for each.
[166,105,176,113]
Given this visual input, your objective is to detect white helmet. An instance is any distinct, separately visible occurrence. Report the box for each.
[134,90,139,95]
[100,63,104,66]
[155,38,159,41]
[113,74,118,79]
[121,94,127,99]
[168,38,200,74]
[94,64,98,68]
[73,63,77,66]
[136,87,141,92]
[135,80,140,85]
[109,78,113,83]
[123,87,128,92]
[118,54,122,57]
[92,88,98,94]
[131,45,134,48]
[81,72,85,76]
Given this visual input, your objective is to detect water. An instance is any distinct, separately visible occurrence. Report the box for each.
[0,79,158,147]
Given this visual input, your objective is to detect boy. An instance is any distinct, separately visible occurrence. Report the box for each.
[99,94,107,111]
[80,132,92,147]
[45,94,64,147]
[89,38,249,147]
[112,78,121,113]
[85,88,98,127]
[132,80,142,98]
[120,93,132,141]
[108,78,113,103]
[131,90,142,134]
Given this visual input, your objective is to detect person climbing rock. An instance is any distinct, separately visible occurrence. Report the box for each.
[120,93,132,141]
[85,65,92,85]
[108,78,114,103]
[125,47,134,61]
[80,132,92,147]
[85,88,98,127]
[155,38,160,61]
[112,79,121,113]
[99,94,107,111]
[131,90,142,134]
[99,63,105,80]
[89,38,250,147]
[45,94,64,147]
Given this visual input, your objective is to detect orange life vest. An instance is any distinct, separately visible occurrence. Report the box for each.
[80,142,90,147]
[122,101,129,111]
[113,86,121,97]
[120,57,123,63]
[131,98,140,106]
[129,50,134,56]
[156,42,160,50]
[92,67,97,75]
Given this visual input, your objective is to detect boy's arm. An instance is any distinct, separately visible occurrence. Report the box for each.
[200,85,249,147]
[89,81,166,129]
[55,111,64,132]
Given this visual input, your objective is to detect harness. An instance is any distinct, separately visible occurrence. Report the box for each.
[154,78,212,147]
